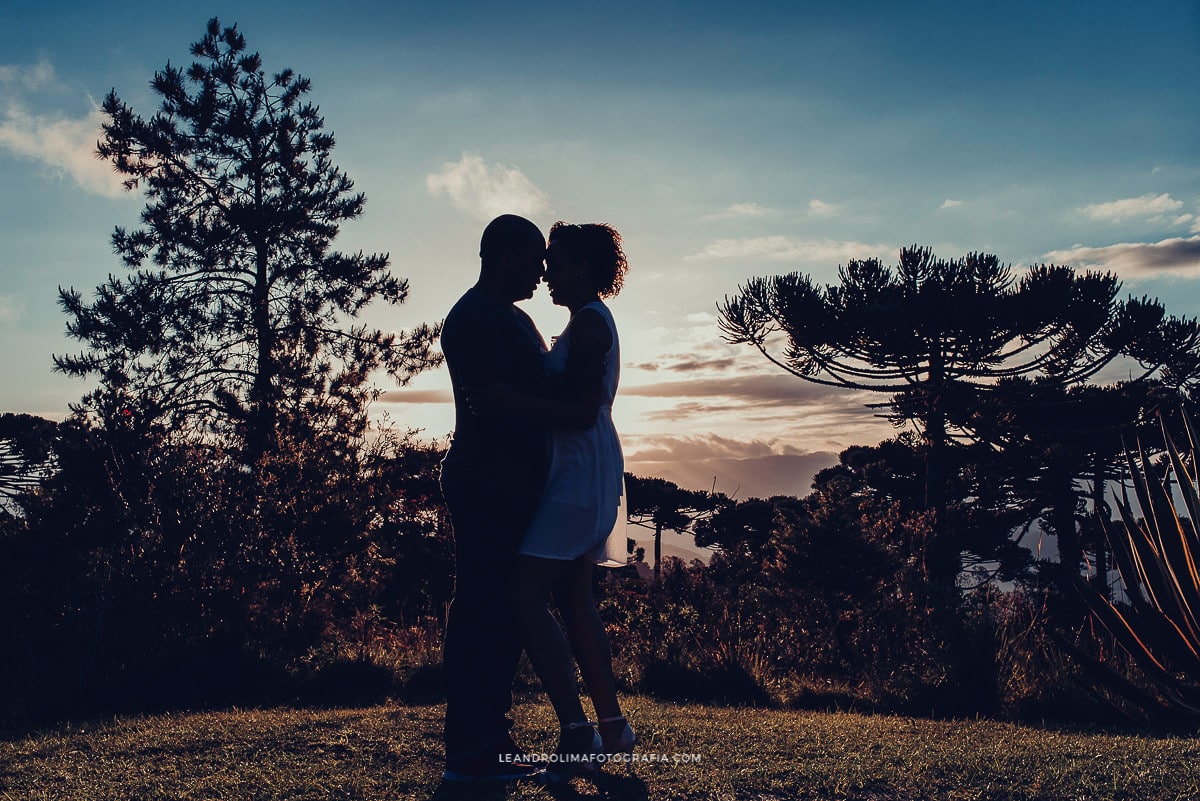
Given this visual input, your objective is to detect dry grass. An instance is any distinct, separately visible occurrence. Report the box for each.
[2,695,1197,800]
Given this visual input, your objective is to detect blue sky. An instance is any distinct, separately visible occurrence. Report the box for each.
[2,1,1198,498]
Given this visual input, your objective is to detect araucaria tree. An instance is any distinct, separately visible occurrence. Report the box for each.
[718,246,1193,585]
[57,18,438,464]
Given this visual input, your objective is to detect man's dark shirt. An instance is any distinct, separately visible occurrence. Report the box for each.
[441,285,549,483]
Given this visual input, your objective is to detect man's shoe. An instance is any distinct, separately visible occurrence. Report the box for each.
[442,737,544,783]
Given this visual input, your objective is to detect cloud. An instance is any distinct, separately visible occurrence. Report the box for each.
[0,294,23,323]
[727,202,772,216]
[636,397,871,427]
[623,373,848,406]
[685,236,893,264]
[630,356,740,373]
[703,200,840,222]
[940,199,963,209]
[0,58,57,92]
[623,433,838,497]
[0,103,122,196]
[1175,209,1200,235]
[807,199,841,218]
[627,433,809,462]
[378,388,453,404]
[702,202,775,221]
[1080,193,1183,222]
[1043,236,1200,279]
[621,374,881,432]
[425,152,551,221]
[0,59,124,197]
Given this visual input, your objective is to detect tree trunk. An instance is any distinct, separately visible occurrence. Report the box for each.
[653,519,663,585]
[1053,472,1083,588]
[921,364,957,586]
[248,240,274,467]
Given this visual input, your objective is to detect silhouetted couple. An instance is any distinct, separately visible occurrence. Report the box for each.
[439,214,636,783]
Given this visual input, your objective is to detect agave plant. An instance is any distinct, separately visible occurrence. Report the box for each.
[1074,410,1200,715]
[0,437,50,513]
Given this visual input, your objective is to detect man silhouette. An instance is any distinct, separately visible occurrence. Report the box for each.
[439,214,548,781]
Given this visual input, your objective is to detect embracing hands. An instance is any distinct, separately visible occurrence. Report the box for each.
[463,382,521,417]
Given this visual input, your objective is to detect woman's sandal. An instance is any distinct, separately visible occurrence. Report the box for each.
[541,720,604,784]
[598,715,637,755]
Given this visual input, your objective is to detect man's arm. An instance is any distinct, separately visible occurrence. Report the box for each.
[443,304,513,391]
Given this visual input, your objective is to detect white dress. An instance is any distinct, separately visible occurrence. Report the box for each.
[518,301,627,567]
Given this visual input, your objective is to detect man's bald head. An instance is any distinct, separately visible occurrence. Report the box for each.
[480,215,544,264]
[478,215,546,302]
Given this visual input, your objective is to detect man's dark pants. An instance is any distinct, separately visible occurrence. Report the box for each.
[440,460,542,759]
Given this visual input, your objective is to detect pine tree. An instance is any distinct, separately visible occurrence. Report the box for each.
[56,18,439,465]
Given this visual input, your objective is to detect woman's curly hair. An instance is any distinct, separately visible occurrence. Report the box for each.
[549,221,629,298]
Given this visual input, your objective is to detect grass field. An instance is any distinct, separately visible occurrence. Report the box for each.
[2,695,1197,800]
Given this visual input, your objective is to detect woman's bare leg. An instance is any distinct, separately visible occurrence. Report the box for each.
[554,559,622,723]
[512,554,587,727]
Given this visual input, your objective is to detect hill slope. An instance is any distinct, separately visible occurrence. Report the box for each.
[2,696,1197,800]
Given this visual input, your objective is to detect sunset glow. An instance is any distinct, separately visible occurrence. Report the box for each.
[2,1,1198,497]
